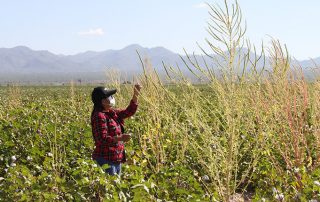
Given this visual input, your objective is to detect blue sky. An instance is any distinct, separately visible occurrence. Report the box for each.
[0,0,319,60]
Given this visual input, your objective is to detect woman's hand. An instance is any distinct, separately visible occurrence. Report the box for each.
[132,83,141,103]
[134,84,141,96]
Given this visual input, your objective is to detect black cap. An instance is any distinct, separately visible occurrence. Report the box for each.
[91,86,117,104]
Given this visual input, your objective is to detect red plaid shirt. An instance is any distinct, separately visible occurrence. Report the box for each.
[91,100,138,162]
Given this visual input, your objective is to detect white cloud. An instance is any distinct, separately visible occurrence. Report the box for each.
[78,28,105,36]
[194,3,208,9]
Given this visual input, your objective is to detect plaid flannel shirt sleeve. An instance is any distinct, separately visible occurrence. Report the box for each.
[92,112,114,145]
[116,99,138,120]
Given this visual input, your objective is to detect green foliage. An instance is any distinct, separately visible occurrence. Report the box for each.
[0,86,209,201]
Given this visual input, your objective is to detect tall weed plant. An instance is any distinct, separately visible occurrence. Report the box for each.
[107,0,320,200]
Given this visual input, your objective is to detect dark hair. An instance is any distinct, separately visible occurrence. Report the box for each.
[93,101,103,110]
[91,102,103,116]
[91,93,104,121]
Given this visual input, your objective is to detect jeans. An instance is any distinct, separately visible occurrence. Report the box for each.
[95,157,121,176]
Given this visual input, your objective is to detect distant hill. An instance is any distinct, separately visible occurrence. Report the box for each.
[0,45,178,73]
[0,45,317,84]
[0,45,204,83]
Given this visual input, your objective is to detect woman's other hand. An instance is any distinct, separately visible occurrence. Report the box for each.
[121,133,132,142]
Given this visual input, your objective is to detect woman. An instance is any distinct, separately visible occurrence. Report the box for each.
[91,84,141,175]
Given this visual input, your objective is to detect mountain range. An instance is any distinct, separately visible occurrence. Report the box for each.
[0,44,318,84]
